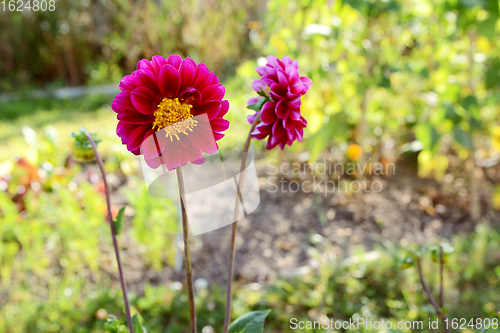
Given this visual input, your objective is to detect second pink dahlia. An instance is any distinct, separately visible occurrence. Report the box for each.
[248,55,312,150]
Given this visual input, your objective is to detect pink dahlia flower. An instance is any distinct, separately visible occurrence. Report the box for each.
[112,55,229,170]
[248,56,311,150]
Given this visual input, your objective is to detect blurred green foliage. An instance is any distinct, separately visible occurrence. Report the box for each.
[0,223,499,332]
[2,0,500,332]
[3,0,500,176]
[0,123,180,332]
[0,0,265,89]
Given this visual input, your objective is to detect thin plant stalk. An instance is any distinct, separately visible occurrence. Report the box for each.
[467,31,479,221]
[416,257,450,333]
[439,246,444,308]
[175,166,197,333]
[222,114,261,333]
[86,134,133,333]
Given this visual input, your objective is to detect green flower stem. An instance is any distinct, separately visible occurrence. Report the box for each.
[175,166,197,333]
[416,257,450,333]
[85,134,133,333]
[439,245,444,308]
[222,113,261,333]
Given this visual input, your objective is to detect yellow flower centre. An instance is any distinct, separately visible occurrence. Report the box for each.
[152,97,197,141]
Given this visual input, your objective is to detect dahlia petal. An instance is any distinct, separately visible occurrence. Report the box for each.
[192,63,210,90]
[137,59,155,72]
[270,83,288,99]
[276,58,286,70]
[299,116,307,126]
[255,66,269,76]
[179,87,202,103]
[288,96,302,109]
[266,56,279,67]
[135,69,160,95]
[179,57,196,91]
[267,135,279,150]
[145,154,163,169]
[279,136,288,149]
[247,97,259,105]
[167,55,183,69]
[117,111,155,124]
[290,81,307,95]
[282,56,293,65]
[295,127,304,142]
[112,92,135,113]
[189,126,218,154]
[247,112,258,125]
[260,102,278,123]
[290,109,302,121]
[118,73,136,92]
[209,73,219,85]
[151,55,167,74]
[131,87,159,115]
[301,76,313,90]
[277,70,288,85]
[158,64,181,97]
[190,154,206,165]
[142,130,168,159]
[251,123,273,140]
[164,140,181,171]
[275,99,289,119]
[252,79,267,92]
[285,91,299,100]
[262,77,277,87]
[283,117,294,130]
[192,101,221,120]
[218,100,229,118]
[292,60,299,69]
[116,121,134,138]
[285,65,299,83]
[213,132,225,140]
[202,84,225,101]
[210,118,230,132]
[126,125,150,152]
[130,147,141,156]
[179,143,205,166]
[272,120,286,139]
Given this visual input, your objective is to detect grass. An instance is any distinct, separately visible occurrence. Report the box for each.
[0,95,120,162]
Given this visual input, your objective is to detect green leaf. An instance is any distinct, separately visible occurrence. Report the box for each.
[495,266,500,279]
[247,97,266,111]
[256,90,268,98]
[132,314,146,333]
[415,123,439,152]
[114,207,126,235]
[306,113,351,161]
[228,310,271,333]
[398,255,416,269]
[459,0,486,8]
[485,58,500,89]
[104,316,129,333]
[477,15,497,41]
[461,95,478,111]
[378,73,391,88]
[453,128,474,151]
[444,105,463,125]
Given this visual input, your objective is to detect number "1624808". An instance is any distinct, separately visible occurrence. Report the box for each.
[1,0,56,11]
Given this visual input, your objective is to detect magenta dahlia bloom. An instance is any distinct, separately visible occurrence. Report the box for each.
[248,56,311,150]
[112,55,229,170]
